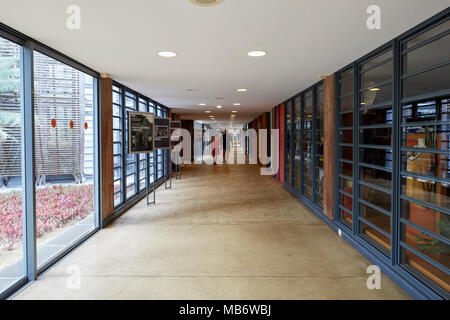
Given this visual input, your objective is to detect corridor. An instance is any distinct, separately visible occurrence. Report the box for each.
[14,163,409,300]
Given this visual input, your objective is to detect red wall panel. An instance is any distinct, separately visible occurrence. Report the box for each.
[279,104,284,184]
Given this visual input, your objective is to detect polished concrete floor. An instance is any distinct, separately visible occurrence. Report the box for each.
[14,161,410,299]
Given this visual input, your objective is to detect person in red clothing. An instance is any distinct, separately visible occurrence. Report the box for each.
[210,135,220,165]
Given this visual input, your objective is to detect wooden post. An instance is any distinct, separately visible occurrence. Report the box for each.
[323,74,335,220]
[100,76,114,222]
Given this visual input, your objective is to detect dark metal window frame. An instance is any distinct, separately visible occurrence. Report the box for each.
[283,80,324,212]
[0,23,101,299]
[111,81,170,215]
[332,9,450,299]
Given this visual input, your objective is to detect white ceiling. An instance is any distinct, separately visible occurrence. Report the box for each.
[0,0,449,123]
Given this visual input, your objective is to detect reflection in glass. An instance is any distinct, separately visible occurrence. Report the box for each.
[285,101,292,186]
[293,98,301,191]
[315,85,324,207]
[125,92,137,199]
[33,51,95,269]
[338,69,354,229]
[302,91,313,199]
[0,36,25,295]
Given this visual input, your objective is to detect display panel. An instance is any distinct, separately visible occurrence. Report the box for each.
[128,111,154,154]
[154,117,170,149]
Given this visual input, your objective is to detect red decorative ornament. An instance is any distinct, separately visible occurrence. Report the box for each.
[84,122,88,130]
[69,120,74,129]
[51,118,56,128]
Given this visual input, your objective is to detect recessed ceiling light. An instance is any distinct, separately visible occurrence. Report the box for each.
[233,103,241,106]
[216,105,223,109]
[248,50,267,57]
[190,0,223,7]
[369,87,380,91]
[205,110,211,113]
[158,51,177,58]
[236,88,247,92]
[232,110,237,113]
[199,103,206,106]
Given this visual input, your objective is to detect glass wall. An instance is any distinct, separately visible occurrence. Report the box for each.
[156,105,163,180]
[0,29,99,298]
[124,91,138,199]
[284,81,324,209]
[113,85,123,207]
[399,19,449,294]
[336,68,354,228]
[334,15,449,298]
[358,48,393,255]
[293,97,301,191]
[148,102,156,185]
[112,83,170,212]
[138,98,148,191]
[315,84,324,207]
[0,36,25,295]
[302,90,313,199]
[285,101,292,186]
[33,50,96,269]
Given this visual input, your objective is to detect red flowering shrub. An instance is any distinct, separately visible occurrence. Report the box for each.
[0,184,94,251]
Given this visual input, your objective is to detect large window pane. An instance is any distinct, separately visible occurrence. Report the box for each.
[285,101,292,186]
[337,69,354,228]
[112,85,123,207]
[315,85,324,207]
[33,51,96,269]
[0,37,25,295]
[124,92,137,199]
[293,97,301,191]
[302,90,313,199]
[400,23,450,293]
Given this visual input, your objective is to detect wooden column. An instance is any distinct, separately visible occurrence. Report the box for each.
[323,74,335,220]
[101,76,114,222]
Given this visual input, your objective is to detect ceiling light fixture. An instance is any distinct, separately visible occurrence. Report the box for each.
[216,105,223,109]
[199,103,206,106]
[236,88,247,92]
[190,0,223,7]
[248,50,267,57]
[205,110,211,113]
[233,103,241,106]
[232,110,237,113]
[158,51,177,58]
[369,87,380,91]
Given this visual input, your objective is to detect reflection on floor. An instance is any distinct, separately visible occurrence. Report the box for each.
[14,161,410,299]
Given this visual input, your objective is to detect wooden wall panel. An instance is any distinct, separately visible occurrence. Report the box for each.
[323,74,335,220]
[101,77,114,222]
